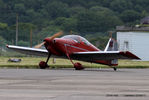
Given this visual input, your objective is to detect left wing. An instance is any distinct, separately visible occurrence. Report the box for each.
[70,51,140,61]
[7,45,48,56]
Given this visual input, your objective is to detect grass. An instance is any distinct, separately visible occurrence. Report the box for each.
[117,60,149,68]
[0,56,149,69]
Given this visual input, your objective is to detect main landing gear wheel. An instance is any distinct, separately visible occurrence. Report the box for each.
[39,53,51,69]
[66,53,84,70]
[39,61,49,69]
[113,67,117,71]
[74,62,84,70]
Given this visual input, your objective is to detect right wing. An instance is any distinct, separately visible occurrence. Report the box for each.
[6,45,48,56]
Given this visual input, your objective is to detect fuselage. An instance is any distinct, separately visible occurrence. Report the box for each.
[44,35,100,55]
[44,35,115,66]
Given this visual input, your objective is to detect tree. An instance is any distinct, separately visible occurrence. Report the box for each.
[0,22,8,29]
[37,25,61,42]
[102,0,113,7]
[69,6,86,17]
[14,3,25,14]
[45,1,70,19]
[0,22,9,41]
[76,8,123,34]
[0,0,6,9]
[0,0,149,45]
[18,40,29,46]
[8,23,37,43]
[0,36,6,46]
[88,36,109,50]
[76,11,98,33]
[54,17,77,32]
[110,0,133,13]
[120,10,141,23]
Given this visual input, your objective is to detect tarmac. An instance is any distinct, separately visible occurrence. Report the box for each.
[0,68,149,100]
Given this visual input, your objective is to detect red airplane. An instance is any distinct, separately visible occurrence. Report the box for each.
[7,31,140,71]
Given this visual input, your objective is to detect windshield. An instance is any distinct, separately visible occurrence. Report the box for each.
[61,35,91,45]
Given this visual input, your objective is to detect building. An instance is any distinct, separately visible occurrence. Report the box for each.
[116,26,149,61]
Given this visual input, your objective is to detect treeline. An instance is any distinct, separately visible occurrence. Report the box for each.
[0,0,149,48]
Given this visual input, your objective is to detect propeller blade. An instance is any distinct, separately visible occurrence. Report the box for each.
[34,42,45,48]
[34,31,63,49]
[49,31,63,40]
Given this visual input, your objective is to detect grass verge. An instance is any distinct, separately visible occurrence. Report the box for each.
[0,57,149,69]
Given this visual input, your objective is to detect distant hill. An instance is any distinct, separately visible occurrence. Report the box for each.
[0,0,148,47]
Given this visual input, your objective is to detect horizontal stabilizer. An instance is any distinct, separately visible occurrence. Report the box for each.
[71,51,140,61]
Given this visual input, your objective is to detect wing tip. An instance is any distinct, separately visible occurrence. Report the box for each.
[6,44,9,48]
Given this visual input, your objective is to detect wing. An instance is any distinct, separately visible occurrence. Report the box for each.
[70,51,140,61]
[7,45,48,56]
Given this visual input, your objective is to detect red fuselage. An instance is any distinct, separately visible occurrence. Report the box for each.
[44,35,116,66]
[44,37,99,55]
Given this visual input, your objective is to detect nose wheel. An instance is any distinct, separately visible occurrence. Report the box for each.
[39,61,49,69]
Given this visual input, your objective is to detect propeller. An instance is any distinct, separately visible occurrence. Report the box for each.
[34,31,63,49]
[34,41,46,49]
[48,31,63,40]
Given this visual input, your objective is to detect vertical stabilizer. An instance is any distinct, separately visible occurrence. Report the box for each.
[104,38,118,65]
[104,38,118,51]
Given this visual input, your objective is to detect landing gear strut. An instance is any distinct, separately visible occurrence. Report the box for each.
[66,54,84,70]
[65,44,84,70]
[39,53,51,69]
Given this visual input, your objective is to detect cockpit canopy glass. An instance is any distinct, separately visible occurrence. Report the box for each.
[61,35,91,45]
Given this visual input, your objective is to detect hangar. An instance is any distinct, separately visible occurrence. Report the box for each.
[116,25,149,61]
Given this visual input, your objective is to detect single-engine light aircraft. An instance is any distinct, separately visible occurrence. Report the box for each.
[7,31,140,71]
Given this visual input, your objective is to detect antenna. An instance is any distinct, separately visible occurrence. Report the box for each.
[16,14,18,45]
[108,31,113,38]
[30,28,32,48]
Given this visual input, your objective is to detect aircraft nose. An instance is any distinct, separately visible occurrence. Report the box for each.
[53,39,56,43]
[44,38,57,44]
[43,38,52,48]
[44,38,51,42]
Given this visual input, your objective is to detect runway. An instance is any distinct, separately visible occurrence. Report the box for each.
[0,68,149,100]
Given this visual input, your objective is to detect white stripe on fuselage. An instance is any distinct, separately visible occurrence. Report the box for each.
[64,44,89,52]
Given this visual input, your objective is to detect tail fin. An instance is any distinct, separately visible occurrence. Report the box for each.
[104,38,118,66]
[104,38,118,51]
